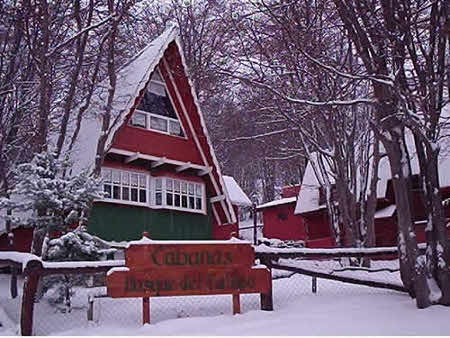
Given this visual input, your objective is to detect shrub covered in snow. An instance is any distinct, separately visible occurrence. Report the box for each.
[0,151,104,255]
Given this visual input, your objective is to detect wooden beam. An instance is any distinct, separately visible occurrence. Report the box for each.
[175,162,191,173]
[197,167,212,176]
[210,195,226,203]
[125,152,140,164]
[269,263,407,293]
[151,157,166,168]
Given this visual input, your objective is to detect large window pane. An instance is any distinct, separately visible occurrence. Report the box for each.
[169,120,183,137]
[196,197,202,210]
[122,187,130,201]
[102,169,112,183]
[195,184,202,196]
[139,174,146,188]
[139,189,147,203]
[167,193,173,206]
[131,188,138,202]
[104,184,112,198]
[113,186,120,199]
[155,178,162,191]
[182,195,188,208]
[122,172,130,185]
[150,115,168,132]
[131,173,138,187]
[166,179,173,191]
[112,171,121,184]
[131,111,146,128]
[156,192,162,206]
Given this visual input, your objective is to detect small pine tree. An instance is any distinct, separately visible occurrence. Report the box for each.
[0,151,104,256]
[40,226,116,312]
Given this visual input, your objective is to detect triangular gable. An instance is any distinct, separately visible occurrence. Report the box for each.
[65,24,236,225]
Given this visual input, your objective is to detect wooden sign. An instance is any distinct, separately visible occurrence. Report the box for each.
[106,237,273,324]
[107,268,270,298]
[125,243,255,270]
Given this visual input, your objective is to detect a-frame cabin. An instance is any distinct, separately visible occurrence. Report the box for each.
[65,24,241,242]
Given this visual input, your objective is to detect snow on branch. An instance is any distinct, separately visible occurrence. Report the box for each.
[224,127,297,142]
[220,71,376,106]
[46,15,114,58]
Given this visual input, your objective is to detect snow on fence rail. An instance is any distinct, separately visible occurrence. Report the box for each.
[254,243,424,258]
[254,244,409,294]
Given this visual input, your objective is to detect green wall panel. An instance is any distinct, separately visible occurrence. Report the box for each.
[88,202,212,241]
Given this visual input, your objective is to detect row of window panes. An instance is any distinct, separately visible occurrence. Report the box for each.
[101,169,203,212]
[102,168,147,203]
[154,178,203,211]
[131,111,183,137]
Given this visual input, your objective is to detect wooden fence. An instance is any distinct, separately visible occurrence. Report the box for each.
[0,244,417,336]
[254,245,415,293]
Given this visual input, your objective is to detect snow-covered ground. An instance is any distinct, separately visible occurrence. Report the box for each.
[1,268,450,336]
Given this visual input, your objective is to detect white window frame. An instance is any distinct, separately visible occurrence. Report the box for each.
[100,168,206,214]
[151,177,206,214]
[101,168,149,207]
[129,68,187,139]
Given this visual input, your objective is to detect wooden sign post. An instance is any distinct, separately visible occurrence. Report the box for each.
[106,237,273,324]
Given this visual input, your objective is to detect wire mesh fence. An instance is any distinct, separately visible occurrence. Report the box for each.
[0,251,406,336]
[23,256,403,335]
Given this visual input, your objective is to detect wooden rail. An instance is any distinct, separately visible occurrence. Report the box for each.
[255,245,408,294]
[19,259,125,336]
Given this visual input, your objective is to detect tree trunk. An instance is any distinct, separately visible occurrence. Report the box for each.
[382,129,430,307]
[415,137,450,305]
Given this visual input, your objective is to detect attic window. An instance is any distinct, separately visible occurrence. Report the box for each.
[130,68,185,137]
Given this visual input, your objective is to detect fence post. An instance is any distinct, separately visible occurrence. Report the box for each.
[21,260,43,336]
[232,293,241,314]
[143,297,150,324]
[87,296,94,322]
[312,277,317,294]
[259,256,274,311]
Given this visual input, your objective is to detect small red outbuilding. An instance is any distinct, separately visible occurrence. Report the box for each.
[258,185,334,247]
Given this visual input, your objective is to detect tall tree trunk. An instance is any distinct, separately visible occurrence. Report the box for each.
[415,137,450,305]
[382,128,430,307]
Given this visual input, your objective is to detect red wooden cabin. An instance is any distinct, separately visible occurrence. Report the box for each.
[0,25,253,251]
[257,185,334,247]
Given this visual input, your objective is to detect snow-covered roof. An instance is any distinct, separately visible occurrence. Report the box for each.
[295,113,450,215]
[376,130,450,199]
[58,24,236,225]
[64,24,179,174]
[257,196,297,210]
[295,153,333,214]
[374,204,396,219]
[222,176,252,207]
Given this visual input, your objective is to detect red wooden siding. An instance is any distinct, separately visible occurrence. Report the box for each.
[212,205,239,240]
[110,56,204,165]
[262,203,306,241]
[0,227,33,253]
[161,42,233,226]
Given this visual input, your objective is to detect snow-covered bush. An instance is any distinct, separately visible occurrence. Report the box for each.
[39,226,116,312]
[0,151,104,255]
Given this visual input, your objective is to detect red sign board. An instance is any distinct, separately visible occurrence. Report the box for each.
[107,268,270,298]
[125,243,255,271]
[106,239,273,323]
